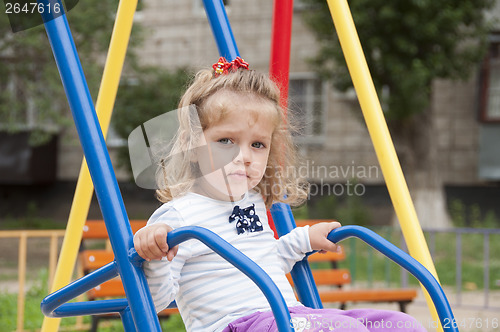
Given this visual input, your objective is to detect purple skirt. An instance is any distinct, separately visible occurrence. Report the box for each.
[222,306,427,332]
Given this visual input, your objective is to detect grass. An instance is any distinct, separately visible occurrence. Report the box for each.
[0,202,66,230]
[83,315,185,332]
[0,270,85,331]
[94,315,185,332]
[0,269,186,332]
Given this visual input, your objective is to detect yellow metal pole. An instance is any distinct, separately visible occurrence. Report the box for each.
[48,233,57,290]
[326,0,442,330]
[17,232,27,332]
[40,0,138,330]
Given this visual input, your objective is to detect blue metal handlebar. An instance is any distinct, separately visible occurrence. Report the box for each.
[327,225,457,332]
[166,227,294,332]
[42,226,295,332]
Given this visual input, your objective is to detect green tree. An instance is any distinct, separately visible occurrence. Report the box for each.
[0,0,141,144]
[302,0,496,228]
[112,67,192,174]
[0,0,190,179]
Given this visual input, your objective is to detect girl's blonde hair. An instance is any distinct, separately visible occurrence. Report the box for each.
[155,67,308,208]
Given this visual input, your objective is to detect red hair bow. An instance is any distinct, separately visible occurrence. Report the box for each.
[231,57,249,71]
[212,56,249,77]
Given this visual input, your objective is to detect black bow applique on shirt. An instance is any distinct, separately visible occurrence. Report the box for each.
[229,204,263,235]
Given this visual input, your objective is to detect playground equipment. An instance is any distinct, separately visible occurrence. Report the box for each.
[39,0,456,330]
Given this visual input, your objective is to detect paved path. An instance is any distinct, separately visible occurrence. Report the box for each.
[333,287,500,332]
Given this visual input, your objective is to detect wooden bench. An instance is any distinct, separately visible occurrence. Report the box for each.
[292,220,417,312]
[80,220,177,332]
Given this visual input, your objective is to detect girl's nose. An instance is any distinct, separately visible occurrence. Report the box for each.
[234,146,251,164]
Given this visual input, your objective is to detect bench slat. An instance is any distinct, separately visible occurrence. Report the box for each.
[295,220,336,228]
[307,249,345,262]
[287,269,351,286]
[83,220,146,239]
[79,250,114,271]
[88,279,124,299]
[312,269,351,286]
[320,289,417,303]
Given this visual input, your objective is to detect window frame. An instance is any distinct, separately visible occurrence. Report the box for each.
[479,33,500,123]
[288,72,327,145]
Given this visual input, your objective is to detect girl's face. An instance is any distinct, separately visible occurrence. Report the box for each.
[192,91,277,201]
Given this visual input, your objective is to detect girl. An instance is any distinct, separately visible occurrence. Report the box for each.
[133,57,425,332]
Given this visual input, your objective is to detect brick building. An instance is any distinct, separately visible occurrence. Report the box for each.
[1,1,499,226]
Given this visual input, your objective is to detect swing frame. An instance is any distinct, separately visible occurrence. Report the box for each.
[38,0,457,331]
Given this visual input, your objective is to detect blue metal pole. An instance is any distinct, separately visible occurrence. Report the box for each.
[270,203,323,309]
[201,1,319,315]
[38,0,160,330]
[50,299,129,317]
[327,226,457,332]
[200,3,321,309]
[202,0,239,60]
[41,262,119,317]
[120,307,138,332]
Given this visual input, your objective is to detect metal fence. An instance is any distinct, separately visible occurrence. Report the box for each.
[0,230,66,332]
[343,227,500,311]
[421,227,500,310]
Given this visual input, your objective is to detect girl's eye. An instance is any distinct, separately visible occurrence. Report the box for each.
[252,142,265,149]
[218,138,232,144]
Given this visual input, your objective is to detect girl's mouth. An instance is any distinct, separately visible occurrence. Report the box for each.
[228,170,248,179]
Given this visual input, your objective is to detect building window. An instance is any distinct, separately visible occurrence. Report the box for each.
[288,73,326,142]
[479,33,500,123]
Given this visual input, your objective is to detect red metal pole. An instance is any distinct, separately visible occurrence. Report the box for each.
[270,0,293,111]
[269,0,323,309]
[268,0,294,238]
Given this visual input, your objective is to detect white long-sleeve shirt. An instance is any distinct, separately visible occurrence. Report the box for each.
[142,190,311,332]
